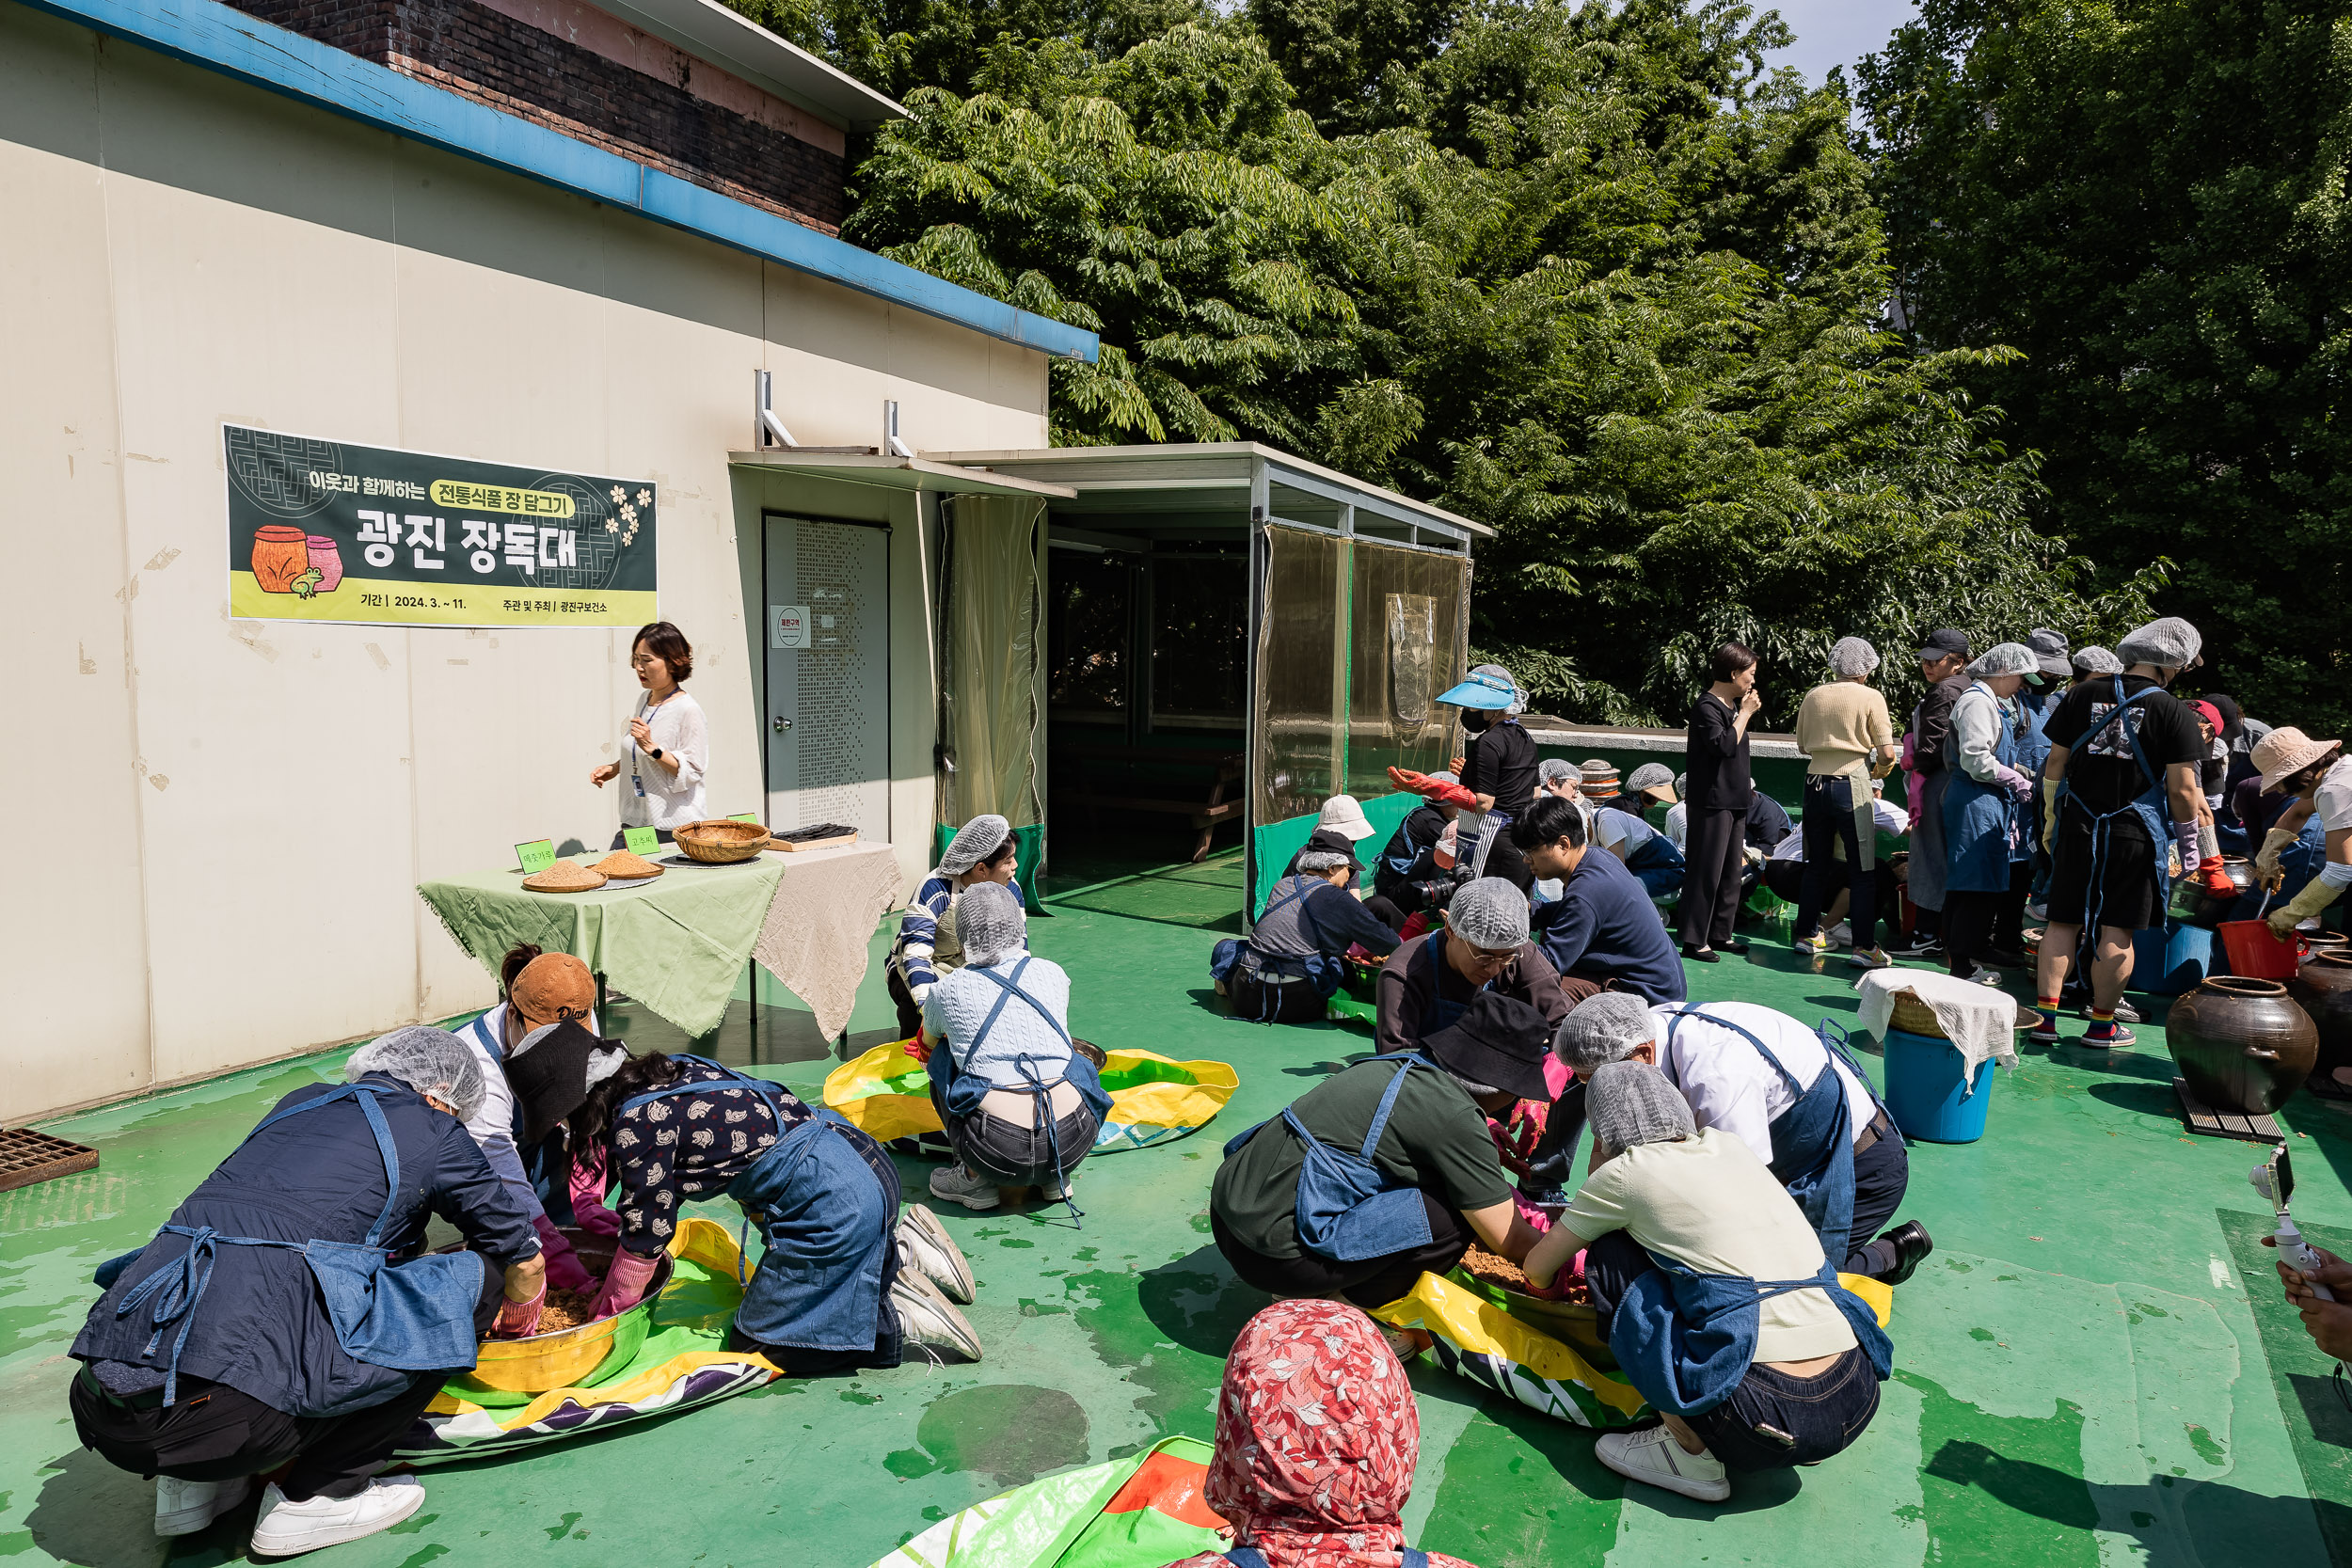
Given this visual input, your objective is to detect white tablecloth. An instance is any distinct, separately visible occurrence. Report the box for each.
[1853,968,2021,1077]
[748,841,906,1041]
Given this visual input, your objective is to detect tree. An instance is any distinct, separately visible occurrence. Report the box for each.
[1859,0,2352,730]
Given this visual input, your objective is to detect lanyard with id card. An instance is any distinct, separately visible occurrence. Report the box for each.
[629,693,667,799]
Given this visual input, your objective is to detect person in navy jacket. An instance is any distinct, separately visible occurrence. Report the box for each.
[1511,794,1689,1006]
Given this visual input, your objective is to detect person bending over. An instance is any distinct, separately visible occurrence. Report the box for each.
[1216,850,1404,1022]
[890,814,1025,1039]
[1370,777,1465,927]
[1374,879,1568,1053]
[1595,764,1688,904]
[1511,795,1687,1004]
[1521,1063,1891,1502]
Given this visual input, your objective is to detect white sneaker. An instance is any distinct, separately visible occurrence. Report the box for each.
[249,1477,424,1557]
[896,1204,976,1304]
[1595,1425,1730,1502]
[1040,1170,1074,1202]
[1792,933,1832,958]
[891,1271,983,1362]
[1846,945,1891,970]
[156,1475,248,1536]
[929,1162,999,1212]
[1823,921,1852,948]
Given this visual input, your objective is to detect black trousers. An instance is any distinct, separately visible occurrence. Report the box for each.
[1794,776,1877,951]
[887,965,924,1040]
[1678,807,1748,949]
[1844,1126,1910,1277]
[1225,966,1331,1024]
[1519,1077,1588,1203]
[1211,1191,1471,1308]
[70,1267,501,1501]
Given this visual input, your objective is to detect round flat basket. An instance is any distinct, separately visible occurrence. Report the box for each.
[675,818,771,863]
[523,861,608,894]
[1889,990,1948,1038]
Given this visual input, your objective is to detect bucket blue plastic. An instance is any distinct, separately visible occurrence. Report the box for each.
[1883,1027,1996,1143]
[2131,921,2216,995]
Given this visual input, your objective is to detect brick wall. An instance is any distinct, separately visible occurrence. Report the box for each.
[227,0,847,232]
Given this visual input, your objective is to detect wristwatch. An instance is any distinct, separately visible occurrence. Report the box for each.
[650,748,665,761]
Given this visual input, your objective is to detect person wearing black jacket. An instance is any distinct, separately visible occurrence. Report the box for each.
[1903,629,1974,953]
[1679,642,1762,961]
[1369,782,1460,927]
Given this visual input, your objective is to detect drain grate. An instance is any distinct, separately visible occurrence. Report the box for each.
[0,1126,101,1193]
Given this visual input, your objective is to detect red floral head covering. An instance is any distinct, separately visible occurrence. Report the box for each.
[1184,1300,1460,1568]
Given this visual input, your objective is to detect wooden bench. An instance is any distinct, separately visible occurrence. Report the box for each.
[1054,744,1246,862]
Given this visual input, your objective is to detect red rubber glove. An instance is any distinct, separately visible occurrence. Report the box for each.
[492,1275,546,1338]
[903,1029,933,1065]
[1389,767,1478,808]
[532,1212,596,1294]
[2198,856,2237,896]
[589,1248,662,1320]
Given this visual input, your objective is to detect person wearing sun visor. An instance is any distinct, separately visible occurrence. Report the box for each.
[1393,664,1538,893]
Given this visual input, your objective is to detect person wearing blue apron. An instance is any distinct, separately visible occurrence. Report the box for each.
[1209,992,1553,1308]
[565,1049,984,1370]
[1595,797,1688,901]
[1214,854,1403,1024]
[1520,1062,1892,1501]
[71,1029,542,1553]
[914,882,1112,1215]
[1940,644,2046,982]
[2031,618,2209,1048]
[1550,993,1935,1284]
[2016,631,2072,902]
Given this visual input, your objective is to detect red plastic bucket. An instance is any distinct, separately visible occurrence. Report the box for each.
[2218,920,2300,980]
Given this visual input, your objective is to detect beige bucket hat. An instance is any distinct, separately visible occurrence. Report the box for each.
[2252,726,2344,792]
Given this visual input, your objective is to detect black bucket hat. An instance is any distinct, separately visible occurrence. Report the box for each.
[1422,992,1554,1101]
[504,1019,615,1147]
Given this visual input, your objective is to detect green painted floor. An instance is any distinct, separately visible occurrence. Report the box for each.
[10,847,2352,1566]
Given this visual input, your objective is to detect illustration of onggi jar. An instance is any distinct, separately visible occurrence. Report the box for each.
[251,526,311,591]
[306,535,345,593]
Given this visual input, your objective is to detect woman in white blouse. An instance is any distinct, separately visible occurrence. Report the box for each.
[592,620,708,845]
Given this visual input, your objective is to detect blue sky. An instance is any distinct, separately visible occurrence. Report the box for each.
[1759,0,1919,85]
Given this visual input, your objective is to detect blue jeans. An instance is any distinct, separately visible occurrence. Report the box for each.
[1795,775,1877,950]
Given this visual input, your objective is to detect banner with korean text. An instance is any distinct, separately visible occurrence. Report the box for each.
[224,424,657,627]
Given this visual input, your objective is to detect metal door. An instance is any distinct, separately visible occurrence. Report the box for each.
[763,513,889,838]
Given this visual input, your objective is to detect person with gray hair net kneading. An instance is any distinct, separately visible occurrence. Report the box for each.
[1550,993,1931,1284]
[1214,849,1403,1023]
[919,882,1112,1215]
[71,1028,545,1554]
[1517,1061,1892,1502]
[1792,636,1902,969]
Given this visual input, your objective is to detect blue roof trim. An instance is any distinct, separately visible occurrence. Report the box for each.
[20,0,1101,362]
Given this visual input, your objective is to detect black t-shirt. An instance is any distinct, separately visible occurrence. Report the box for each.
[2044,675,2204,817]
[1685,691,1754,809]
[1461,719,1538,814]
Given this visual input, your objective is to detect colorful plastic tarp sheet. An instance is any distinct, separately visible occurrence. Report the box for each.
[870,1436,1227,1568]
[397,1218,779,1463]
[823,1045,1239,1155]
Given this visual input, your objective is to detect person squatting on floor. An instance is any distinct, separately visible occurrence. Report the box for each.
[1156,1298,1483,1568]
[915,881,1113,1213]
[1518,1062,1892,1502]
[1214,850,1404,1022]
[889,813,1025,1040]
[1511,795,1689,1006]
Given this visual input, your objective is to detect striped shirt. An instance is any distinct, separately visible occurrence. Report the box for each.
[890,874,1026,1004]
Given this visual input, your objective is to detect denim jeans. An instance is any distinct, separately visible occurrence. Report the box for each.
[928,1070,1097,1186]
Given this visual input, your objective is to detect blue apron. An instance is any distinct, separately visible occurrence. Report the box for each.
[1610,1248,1894,1417]
[1414,933,1491,1037]
[943,958,1110,1222]
[1624,830,1687,900]
[2055,685,2174,928]
[618,1059,896,1354]
[1212,877,1348,1019]
[1222,1053,1439,1263]
[1657,1008,1884,1266]
[1943,683,2024,894]
[99,1084,486,1411]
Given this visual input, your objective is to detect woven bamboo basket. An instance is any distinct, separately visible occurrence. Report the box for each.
[1888,989,1948,1038]
[675,818,771,863]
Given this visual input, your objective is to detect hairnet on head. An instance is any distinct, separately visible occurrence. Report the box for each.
[1626,763,1676,800]
[2073,645,2123,675]
[1586,1060,1695,1152]
[1295,849,1351,876]
[937,815,1012,877]
[348,1026,486,1122]
[955,880,1028,967]
[1551,992,1658,1073]
[1829,637,1881,679]
[1538,758,1578,788]
[2116,617,2201,671]
[1966,642,2043,684]
[1675,772,1689,799]
[1426,770,1458,786]
[1448,878,1530,950]
[1473,663,1528,715]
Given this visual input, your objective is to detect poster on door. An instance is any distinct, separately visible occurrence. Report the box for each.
[223,424,658,627]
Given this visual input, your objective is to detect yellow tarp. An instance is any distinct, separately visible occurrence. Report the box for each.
[822,1043,1238,1154]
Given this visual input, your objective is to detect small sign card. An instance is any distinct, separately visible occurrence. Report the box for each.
[622,826,660,857]
[730,813,762,825]
[516,839,556,874]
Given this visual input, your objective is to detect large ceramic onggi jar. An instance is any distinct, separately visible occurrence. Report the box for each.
[2165,976,2318,1116]
[2291,953,2352,1084]
[250,525,311,592]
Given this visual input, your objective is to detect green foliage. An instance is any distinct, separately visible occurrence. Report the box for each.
[1859,0,2352,730]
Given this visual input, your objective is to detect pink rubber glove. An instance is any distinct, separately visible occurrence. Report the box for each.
[589,1248,662,1320]
[569,1146,620,1238]
[493,1277,546,1338]
[1520,1249,1585,1300]
[1511,1190,1554,1234]
[532,1213,596,1294]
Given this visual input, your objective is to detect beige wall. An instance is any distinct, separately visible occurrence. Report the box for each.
[0,0,1050,1120]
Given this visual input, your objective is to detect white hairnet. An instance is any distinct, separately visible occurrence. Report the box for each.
[1626,763,1676,797]
[2073,645,2123,675]
[348,1026,486,1122]
[1538,758,1578,787]
[1829,637,1881,678]
[1550,992,1657,1073]
[1586,1060,1695,1151]
[1295,849,1351,875]
[956,881,1028,968]
[1966,641,2041,682]
[1448,878,1530,949]
[2116,617,2201,671]
[937,815,1012,877]
[1426,770,1459,786]
[1470,662,1529,715]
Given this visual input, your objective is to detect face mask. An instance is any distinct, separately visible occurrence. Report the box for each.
[1461,710,1491,733]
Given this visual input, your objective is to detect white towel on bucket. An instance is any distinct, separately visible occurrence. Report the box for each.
[1853,969,2021,1079]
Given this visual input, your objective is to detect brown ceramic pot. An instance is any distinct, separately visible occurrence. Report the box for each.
[2167,977,2318,1115]
[2291,953,2352,1079]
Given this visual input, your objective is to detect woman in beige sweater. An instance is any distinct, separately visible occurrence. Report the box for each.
[1790,638,1900,967]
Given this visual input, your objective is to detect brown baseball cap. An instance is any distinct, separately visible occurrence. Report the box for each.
[510,952,596,1026]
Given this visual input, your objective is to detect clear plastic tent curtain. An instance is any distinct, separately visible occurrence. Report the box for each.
[941,495,1044,832]
[1252,526,1347,828]
[1346,539,1468,798]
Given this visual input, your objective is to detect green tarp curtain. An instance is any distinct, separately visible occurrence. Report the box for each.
[1249,789,1419,919]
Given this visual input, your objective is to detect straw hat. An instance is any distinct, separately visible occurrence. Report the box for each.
[1579,760,1621,800]
[2251,726,2344,792]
